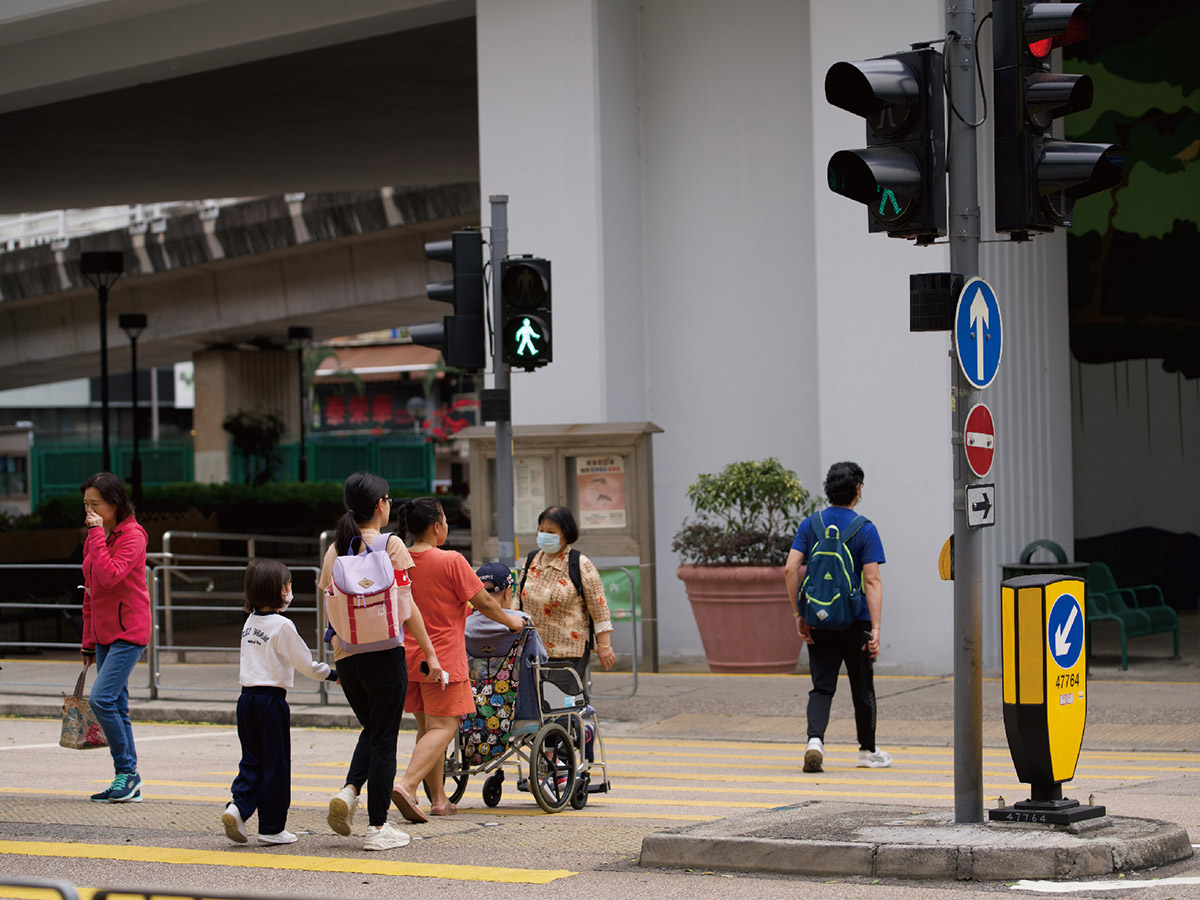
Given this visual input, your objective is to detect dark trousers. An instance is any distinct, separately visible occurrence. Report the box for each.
[338,646,407,827]
[231,686,291,835]
[805,624,878,751]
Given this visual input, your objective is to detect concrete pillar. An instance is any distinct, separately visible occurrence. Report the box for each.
[476,0,645,424]
[192,347,298,483]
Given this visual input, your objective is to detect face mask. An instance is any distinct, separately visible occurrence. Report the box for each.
[537,532,561,554]
[280,591,293,611]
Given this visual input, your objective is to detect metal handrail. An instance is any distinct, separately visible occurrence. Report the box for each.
[148,565,327,703]
[161,531,320,645]
[0,877,80,900]
[0,563,150,690]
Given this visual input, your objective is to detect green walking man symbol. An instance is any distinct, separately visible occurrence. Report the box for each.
[515,317,542,357]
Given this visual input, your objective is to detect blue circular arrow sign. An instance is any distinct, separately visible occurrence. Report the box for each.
[1047,592,1084,671]
[955,277,1003,389]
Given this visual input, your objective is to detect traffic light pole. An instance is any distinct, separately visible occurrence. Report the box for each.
[947,0,984,824]
[489,194,516,569]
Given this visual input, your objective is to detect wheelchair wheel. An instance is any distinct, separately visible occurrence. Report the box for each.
[529,722,576,813]
[569,772,590,810]
[483,771,504,807]
[425,749,470,805]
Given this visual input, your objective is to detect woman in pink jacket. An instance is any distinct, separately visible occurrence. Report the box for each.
[80,472,151,803]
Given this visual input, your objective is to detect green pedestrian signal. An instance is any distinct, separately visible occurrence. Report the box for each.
[825,48,946,243]
[500,256,552,369]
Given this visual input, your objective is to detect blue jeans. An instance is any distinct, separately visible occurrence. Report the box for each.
[92,640,145,774]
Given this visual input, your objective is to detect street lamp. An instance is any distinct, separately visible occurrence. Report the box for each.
[287,326,313,483]
[119,313,148,504]
[80,251,125,473]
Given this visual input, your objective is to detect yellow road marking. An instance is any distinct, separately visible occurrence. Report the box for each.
[0,789,714,821]
[0,840,574,884]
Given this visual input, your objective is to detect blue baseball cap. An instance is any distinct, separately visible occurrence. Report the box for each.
[476,561,514,592]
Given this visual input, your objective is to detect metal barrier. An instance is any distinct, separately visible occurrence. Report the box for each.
[161,531,320,645]
[0,562,154,694]
[590,557,640,699]
[149,564,327,703]
[0,877,80,900]
[0,563,89,666]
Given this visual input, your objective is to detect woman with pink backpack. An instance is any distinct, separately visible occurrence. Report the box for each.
[318,471,441,852]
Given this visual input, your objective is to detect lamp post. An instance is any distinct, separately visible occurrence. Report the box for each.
[80,251,125,473]
[119,313,148,504]
[287,326,313,482]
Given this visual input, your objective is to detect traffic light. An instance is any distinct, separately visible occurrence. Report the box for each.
[410,230,486,370]
[993,1,1124,239]
[500,256,552,369]
[825,47,946,243]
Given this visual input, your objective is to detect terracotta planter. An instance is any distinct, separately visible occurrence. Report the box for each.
[677,564,802,674]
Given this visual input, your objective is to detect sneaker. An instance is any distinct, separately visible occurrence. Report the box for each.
[257,830,297,845]
[107,772,143,803]
[222,803,248,843]
[858,747,893,768]
[364,822,411,851]
[803,737,824,773]
[327,785,358,836]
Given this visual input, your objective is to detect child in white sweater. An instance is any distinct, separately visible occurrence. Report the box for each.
[222,558,337,845]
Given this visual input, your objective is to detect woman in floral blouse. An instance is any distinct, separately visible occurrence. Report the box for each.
[514,506,616,684]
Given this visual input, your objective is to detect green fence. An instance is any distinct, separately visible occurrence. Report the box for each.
[228,436,434,492]
[32,441,194,507]
[31,435,434,507]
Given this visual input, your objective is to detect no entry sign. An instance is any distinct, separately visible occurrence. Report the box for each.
[964,403,995,478]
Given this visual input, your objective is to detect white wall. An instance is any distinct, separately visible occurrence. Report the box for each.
[808,0,954,671]
[477,0,1080,673]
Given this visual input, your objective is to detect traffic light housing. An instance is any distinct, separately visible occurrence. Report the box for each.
[826,47,946,243]
[410,230,486,370]
[993,1,1124,239]
[500,256,552,369]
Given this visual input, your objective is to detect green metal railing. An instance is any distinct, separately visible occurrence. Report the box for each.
[29,435,434,505]
[31,441,193,506]
[229,435,434,491]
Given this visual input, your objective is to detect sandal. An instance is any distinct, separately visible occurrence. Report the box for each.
[391,787,429,824]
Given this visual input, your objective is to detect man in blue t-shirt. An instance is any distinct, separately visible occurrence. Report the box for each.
[784,461,891,773]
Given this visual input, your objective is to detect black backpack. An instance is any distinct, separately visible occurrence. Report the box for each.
[518,548,594,649]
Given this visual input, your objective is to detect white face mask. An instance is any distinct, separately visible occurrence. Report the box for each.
[280,591,293,611]
[537,531,561,555]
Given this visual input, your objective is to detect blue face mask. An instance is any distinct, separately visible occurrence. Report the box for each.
[537,531,561,555]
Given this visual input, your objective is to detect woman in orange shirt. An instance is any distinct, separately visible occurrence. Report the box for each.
[391,498,524,821]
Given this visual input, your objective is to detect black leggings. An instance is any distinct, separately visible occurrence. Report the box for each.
[338,646,407,827]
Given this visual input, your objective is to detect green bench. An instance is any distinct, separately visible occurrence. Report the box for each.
[1085,561,1181,670]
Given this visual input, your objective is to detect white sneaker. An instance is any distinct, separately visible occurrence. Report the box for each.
[364,821,411,851]
[257,830,298,845]
[803,737,824,773]
[858,747,893,768]
[221,802,248,843]
[327,785,358,836]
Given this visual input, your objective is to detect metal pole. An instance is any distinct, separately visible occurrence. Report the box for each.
[948,0,984,824]
[297,345,308,482]
[98,284,111,473]
[490,195,515,568]
[131,335,142,504]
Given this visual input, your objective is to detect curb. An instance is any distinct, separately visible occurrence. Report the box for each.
[638,803,1195,880]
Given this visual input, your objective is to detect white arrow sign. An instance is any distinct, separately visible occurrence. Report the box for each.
[970,289,989,383]
[1054,604,1079,658]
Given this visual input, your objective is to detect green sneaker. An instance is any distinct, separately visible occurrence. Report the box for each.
[106,772,143,803]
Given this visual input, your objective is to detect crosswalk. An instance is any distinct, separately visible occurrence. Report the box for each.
[0,719,1195,892]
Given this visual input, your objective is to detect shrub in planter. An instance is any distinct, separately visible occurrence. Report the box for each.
[673,458,819,673]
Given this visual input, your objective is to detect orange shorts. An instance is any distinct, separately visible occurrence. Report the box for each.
[405,677,474,718]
